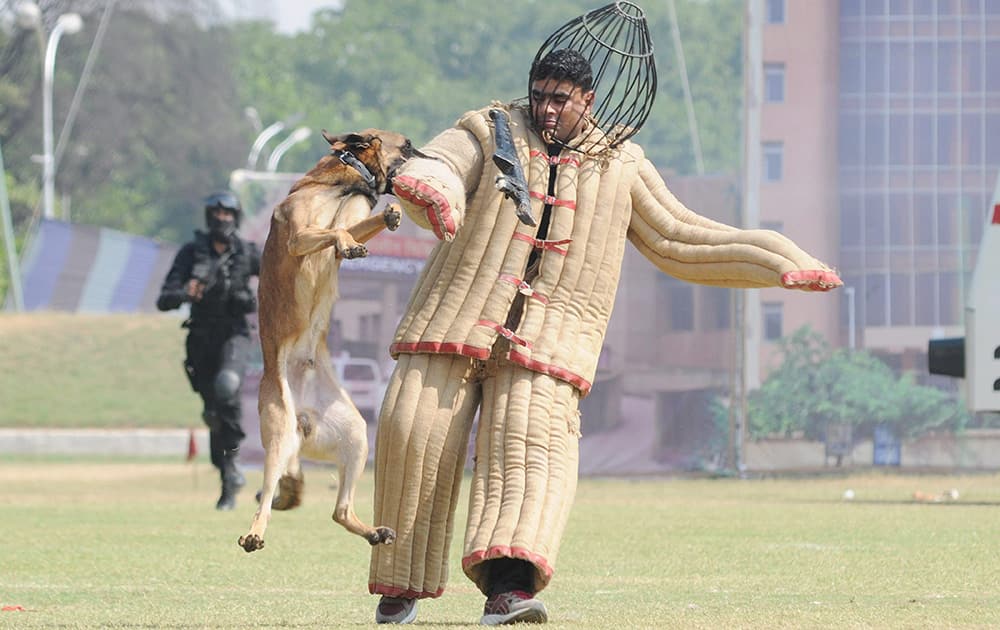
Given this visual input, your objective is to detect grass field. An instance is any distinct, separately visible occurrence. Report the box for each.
[0,313,202,427]
[2,459,1000,629]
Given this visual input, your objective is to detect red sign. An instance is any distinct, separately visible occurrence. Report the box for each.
[365,233,438,259]
[993,203,1000,225]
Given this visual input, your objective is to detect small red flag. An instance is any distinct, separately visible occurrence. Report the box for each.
[186,429,198,461]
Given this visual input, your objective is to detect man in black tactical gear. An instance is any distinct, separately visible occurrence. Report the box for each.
[157,191,261,510]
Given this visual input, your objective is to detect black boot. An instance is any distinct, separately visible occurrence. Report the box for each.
[216,450,246,511]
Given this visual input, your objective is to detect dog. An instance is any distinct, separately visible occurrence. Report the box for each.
[238,129,422,553]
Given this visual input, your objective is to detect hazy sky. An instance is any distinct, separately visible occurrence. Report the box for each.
[273,1,342,33]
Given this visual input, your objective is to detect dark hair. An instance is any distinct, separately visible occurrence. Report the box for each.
[529,48,594,91]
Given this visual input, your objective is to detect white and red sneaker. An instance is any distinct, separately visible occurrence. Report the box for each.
[375,596,417,624]
[480,590,548,625]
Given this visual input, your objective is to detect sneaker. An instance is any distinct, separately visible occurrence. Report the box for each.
[480,590,548,625]
[376,596,417,624]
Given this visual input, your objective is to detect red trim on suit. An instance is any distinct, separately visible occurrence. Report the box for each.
[369,583,444,600]
[498,273,549,304]
[511,232,571,255]
[392,175,456,240]
[529,191,576,210]
[508,348,592,396]
[390,341,491,360]
[463,546,554,584]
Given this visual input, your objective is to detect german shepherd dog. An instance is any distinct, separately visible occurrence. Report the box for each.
[239,129,421,552]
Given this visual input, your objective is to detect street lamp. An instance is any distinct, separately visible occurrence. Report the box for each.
[266,127,312,173]
[17,3,84,220]
[246,121,286,170]
[41,12,84,220]
[844,286,856,350]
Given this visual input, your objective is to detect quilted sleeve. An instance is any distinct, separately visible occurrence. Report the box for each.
[628,158,841,291]
[391,124,484,241]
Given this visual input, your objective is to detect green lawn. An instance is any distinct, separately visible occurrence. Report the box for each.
[0,313,202,427]
[2,459,999,628]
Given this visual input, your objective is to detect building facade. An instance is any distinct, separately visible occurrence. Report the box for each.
[761,0,1000,374]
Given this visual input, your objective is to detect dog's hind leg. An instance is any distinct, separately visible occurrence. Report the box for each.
[238,370,299,553]
[331,427,395,545]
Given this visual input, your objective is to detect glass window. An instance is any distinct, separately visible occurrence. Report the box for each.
[764,63,785,102]
[914,43,934,93]
[963,113,983,165]
[840,44,862,93]
[841,196,862,247]
[660,276,694,332]
[865,114,886,165]
[840,113,862,167]
[865,274,887,327]
[889,43,911,93]
[866,0,887,15]
[937,42,958,93]
[763,302,783,340]
[914,194,935,246]
[890,273,912,326]
[939,272,960,325]
[703,287,731,330]
[866,42,887,93]
[937,114,957,166]
[913,0,935,15]
[937,194,958,246]
[915,272,936,325]
[865,194,887,247]
[889,114,910,165]
[962,0,982,14]
[913,114,934,165]
[890,0,911,15]
[766,0,785,23]
[763,142,784,182]
[962,42,982,92]
[842,0,861,16]
[987,43,1000,91]
[889,193,912,247]
[987,114,1000,164]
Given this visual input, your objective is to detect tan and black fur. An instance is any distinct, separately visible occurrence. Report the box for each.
[238,129,419,553]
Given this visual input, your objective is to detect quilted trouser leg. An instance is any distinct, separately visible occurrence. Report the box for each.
[462,362,581,596]
[369,353,480,599]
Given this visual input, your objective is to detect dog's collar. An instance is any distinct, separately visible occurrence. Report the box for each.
[333,149,378,190]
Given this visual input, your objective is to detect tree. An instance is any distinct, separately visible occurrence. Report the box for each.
[738,327,969,441]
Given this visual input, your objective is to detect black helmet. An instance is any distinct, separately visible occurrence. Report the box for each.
[203,190,242,241]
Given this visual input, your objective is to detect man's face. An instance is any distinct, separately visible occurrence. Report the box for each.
[210,207,236,225]
[530,78,595,143]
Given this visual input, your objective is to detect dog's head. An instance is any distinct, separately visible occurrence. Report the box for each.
[322,129,425,194]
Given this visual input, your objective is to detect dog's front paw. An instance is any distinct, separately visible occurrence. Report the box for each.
[368,526,396,546]
[383,203,402,231]
[340,244,368,260]
[238,534,265,553]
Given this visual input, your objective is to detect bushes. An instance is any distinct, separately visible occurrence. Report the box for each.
[718,327,969,442]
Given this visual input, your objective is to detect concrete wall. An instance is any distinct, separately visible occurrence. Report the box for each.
[745,429,1000,471]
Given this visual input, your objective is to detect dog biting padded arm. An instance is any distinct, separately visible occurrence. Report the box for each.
[391,125,484,241]
[628,156,842,292]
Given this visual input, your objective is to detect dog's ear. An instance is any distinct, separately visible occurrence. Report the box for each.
[322,130,372,152]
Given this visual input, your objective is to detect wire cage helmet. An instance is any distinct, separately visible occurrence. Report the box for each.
[529,1,657,154]
[203,190,242,241]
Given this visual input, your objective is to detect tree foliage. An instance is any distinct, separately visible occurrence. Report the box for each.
[1,0,744,302]
[229,0,744,174]
[741,327,969,441]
